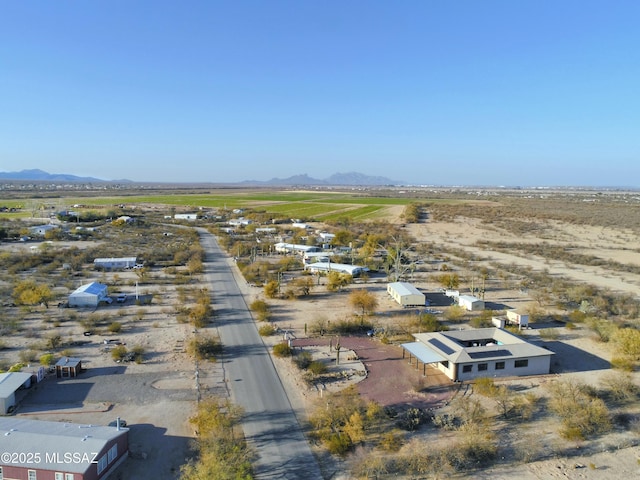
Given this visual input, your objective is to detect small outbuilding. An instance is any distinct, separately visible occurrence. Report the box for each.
[0,372,33,414]
[69,282,109,307]
[458,295,485,311]
[387,282,426,307]
[55,357,83,378]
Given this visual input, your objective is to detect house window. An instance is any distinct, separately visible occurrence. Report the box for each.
[440,361,449,368]
[28,471,37,480]
[515,359,529,368]
[97,454,108,474]
[108,444,118,463]
[495,361,505,370]
[0,466,3,480]
[55,474,64,480]
[477,363,488,371]
[462,365,472,373]
[65,474,74,480]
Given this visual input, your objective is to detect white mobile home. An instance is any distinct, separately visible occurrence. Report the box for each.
[69,282,109,307]
[175,213,198,221]
[458,295,485,311]
[304,262,368,277]
[94,257,137,270]
[274,243,321,255]
[387,282,426,307]
[404,328,554,382]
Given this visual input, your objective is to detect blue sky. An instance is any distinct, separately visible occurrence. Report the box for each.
[1,1,639,186]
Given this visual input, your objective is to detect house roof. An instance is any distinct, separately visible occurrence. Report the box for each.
[71,282,107,296]
[0,372,32,398]
[304,262,368,275]
[388,282,424,297]
[93,257,137,263]
[414,328,553,364]
[55,357,82,368]
[0,418,127,473]
[401,342,446,364]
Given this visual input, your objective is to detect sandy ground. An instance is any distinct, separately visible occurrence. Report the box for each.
[5,210,640,479]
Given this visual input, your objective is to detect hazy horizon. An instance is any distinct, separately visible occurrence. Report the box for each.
[2,2,639,187]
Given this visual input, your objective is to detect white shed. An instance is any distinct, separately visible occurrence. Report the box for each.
[69,282,109,307]
[387,282,426,307]
[458,295,485,311]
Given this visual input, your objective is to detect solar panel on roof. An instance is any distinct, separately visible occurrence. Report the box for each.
[428,338,455,355]
[468,349,512,359]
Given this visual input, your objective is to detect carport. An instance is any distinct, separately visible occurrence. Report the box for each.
[401,341,446,376]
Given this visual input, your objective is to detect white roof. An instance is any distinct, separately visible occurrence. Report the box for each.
[55,357,82,368]
[388,282,424,297]
[304,262,368,275]
[414,328,553,364]
[0,418,127,473]
[0,372,32,398]
[94,257,137,263]
[71,282,107,296]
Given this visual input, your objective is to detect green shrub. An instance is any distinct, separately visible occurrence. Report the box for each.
[258,324,276,336]
[39,353,55,366]
[272,342,292,357]
[294,351,313,369]
[308,360,328,375]
[108,321,122,333]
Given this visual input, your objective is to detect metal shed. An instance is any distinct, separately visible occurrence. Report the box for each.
[69,282,109,307]
[0,372,32,414]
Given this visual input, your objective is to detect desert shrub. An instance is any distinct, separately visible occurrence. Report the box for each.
[396,408,431,431]
[272,342,292,358]
[108,321,122,333]
[445,305,466,322]
[600,372,639,403]
[264,280,279,299]
[378,430,404,452]
[294,351,313,369]
[130,345,145,364]
[547,380,612,440]
[111,345,128,362]
[308,360,328,375]
[474,377,496,396]
[325,433,352,455]
[538,328,559,340]
[610,355,635,371]
[258,324,276,336]
[187,334,222,361]
[611,327,640,359]
[444,424,498,471]
[39,353,55,366]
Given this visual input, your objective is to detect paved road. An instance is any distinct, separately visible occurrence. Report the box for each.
[197,229,323,479]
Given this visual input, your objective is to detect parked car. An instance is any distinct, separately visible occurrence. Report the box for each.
[117,294,127,303]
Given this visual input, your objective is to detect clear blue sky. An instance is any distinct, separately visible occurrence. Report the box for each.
[1,1,639,186]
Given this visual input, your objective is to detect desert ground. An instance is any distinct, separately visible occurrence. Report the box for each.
[3,194,640,479]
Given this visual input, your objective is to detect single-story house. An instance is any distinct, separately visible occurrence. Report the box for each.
[387,282,426,307]
[174,213,198,220]
[291,222,311,229]
[228,218,252,227]
[317,232,335,242]
[55,357,83,378]
[29,224,59,237]
[403,327,554,382]
[303,251,334,264]
[69,282,109,308]
[93,257,137,270]
[274,243,321,255]
[0,372,33,414]
[304,262,369,277]
[458,295,485,311]
[0,417,129,480]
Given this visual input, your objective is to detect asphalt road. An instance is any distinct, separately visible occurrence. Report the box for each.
[197,229,323,479]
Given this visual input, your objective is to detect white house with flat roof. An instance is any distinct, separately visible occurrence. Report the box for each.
[403,328,554,382]
[93,257,137,270]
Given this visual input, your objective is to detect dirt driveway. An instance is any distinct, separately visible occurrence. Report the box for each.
[293,336,456,410]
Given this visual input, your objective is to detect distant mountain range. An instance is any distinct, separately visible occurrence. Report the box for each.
[0,169,108,183]
[0,169,404,186]
[245,172,405,186]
